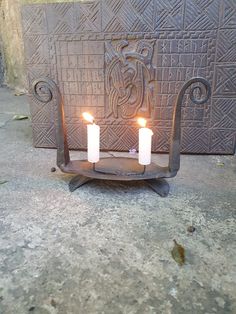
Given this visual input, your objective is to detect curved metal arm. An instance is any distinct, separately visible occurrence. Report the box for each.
[168,77,211,174]
[32,78,70,167]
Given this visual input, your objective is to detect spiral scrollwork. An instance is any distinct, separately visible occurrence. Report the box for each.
[176,77,211,106]
[189,78,211,105]
[32,79,55,103]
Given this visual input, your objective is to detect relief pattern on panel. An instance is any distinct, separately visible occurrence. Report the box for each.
[213,64,236,97]
[220,0,236,29]
[105,39,156,119]
[21,0,236,154]
[102,0,154,32]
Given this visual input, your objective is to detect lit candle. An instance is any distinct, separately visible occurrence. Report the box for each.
[82,112,100,163]
[138,118,153,165]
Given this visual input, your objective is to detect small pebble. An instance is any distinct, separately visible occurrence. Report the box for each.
[215,296,225,308]
[51,167,56,173]
[51,298,57,308]
[187,226,196,233]
[29,306,35,312]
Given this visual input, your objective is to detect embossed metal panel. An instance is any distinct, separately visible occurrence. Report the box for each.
[21,0,236,154]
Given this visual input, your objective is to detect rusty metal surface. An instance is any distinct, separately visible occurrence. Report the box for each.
[22,0,236,154]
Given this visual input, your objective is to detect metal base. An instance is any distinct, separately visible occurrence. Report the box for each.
[146,178,170,197]
[69,175,93,192]
[61,157,172,180]
[69,175,170,197]
[64,157,172,196]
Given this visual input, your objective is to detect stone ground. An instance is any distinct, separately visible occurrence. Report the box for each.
[0,86,236,314]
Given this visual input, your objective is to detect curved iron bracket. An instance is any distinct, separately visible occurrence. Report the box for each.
[32,78,70,168]
[168,77,211,175]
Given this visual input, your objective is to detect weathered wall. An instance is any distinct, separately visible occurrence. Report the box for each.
[0,38,4,85]
[0,0,84,88]
[0,0,25,89]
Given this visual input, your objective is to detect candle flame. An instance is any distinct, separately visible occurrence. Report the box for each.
[137,117,147,128]
[82,112,94,124]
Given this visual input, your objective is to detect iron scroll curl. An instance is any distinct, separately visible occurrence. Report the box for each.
[168,77,211,174]
[32,78,70,167]
[189,78,211,105]
[32,78,58,103]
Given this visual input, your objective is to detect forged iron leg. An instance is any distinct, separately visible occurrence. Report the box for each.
[69,175,93,192]
[145,178,170,197]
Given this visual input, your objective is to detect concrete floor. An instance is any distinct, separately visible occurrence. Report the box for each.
[0,86,236,314]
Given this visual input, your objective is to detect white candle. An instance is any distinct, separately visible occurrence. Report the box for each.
[138,118,153,165]
[82,112,100,163]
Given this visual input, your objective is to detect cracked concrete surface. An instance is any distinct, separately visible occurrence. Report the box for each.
[0,86,236,314]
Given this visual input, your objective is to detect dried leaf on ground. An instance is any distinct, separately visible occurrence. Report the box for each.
[171,239,185,266]
[12,115,28,120]
[0,180,8,185]
[14,92,25,96]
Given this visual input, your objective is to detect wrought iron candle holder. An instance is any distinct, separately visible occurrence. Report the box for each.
[32,77,210,197]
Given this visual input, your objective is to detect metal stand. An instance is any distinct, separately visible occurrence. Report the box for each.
[146,178,170,197]
[69,175,93,192]
[69,175,170,197]
[32,77,211,197]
